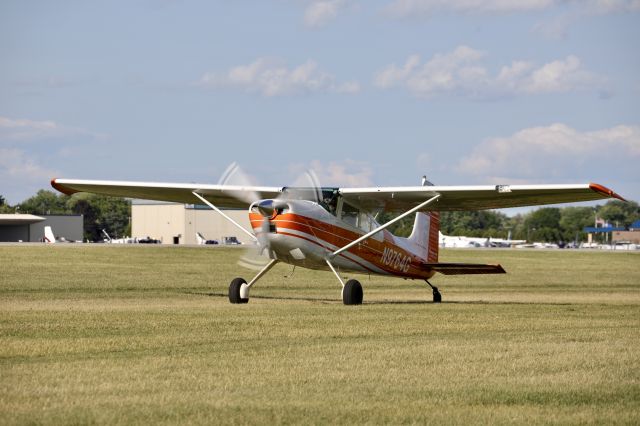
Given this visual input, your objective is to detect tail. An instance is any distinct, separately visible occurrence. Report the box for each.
[44,226,56,244]
[196,232,206,245]
[407,211,440,263]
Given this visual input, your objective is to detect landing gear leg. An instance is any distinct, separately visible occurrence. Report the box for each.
[229,259,278,304]
[425,279,442,303]
[325,258,363,305]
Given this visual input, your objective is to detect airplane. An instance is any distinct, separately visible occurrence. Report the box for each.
[43,225,80,243]
[196,232,218,245]
[51,175,624,305]
[102,229,136,244]
[43,225,56,244]
[438,231,527,248]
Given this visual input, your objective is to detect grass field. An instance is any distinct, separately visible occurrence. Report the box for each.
[1,245,639,425]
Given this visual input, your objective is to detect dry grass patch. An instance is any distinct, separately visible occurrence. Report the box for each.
[1,245,639,424]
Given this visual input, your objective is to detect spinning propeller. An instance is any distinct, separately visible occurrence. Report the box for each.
[216,163,324,270]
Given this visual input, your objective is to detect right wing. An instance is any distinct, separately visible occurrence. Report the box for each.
[51,178,282,209]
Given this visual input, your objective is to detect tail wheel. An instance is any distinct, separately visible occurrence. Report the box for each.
[229,277,249,304]
[342,279,363,305]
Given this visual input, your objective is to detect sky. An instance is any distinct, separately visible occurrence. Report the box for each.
[1,0,639,210]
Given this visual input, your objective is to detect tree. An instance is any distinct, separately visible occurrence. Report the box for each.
[0,195,13,213]
[66,194,131,241]
[559,206,595,242]
[524,208,561,242]
[598,200,640,227]
[18,190,69,215]
[440,210,508,238]
[68,197,100,241]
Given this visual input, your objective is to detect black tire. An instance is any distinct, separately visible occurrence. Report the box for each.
[432,287,442,303]
[343,279,363,305]
[229,277,249,304]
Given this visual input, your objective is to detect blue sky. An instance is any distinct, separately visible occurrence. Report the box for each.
[1,0,639,208]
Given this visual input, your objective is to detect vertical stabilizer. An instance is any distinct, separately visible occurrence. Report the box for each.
[44,226,56,244]
[407,211,439,263]
[407,175,439,262]
[196,232,206,245]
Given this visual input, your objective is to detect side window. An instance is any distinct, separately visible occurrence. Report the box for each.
[341,202,359,227]
[358,212,371,233]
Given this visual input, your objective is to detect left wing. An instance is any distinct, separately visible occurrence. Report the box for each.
[51,178,281,209]
[340,183,624,212]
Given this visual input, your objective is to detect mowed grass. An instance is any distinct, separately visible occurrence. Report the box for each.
[1,245,639,425]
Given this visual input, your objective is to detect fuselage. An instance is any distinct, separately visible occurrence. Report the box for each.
[248,199,437,280]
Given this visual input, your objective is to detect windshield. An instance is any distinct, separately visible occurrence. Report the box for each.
[281,187,339,215]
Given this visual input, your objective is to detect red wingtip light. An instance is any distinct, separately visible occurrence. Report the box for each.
[50,178,78,196]
[589,183,626,202]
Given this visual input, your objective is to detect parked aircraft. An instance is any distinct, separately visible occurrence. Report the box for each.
[196,232,218,245]
[102,229,136,244]
[51,175,623,305]
[439,231,527,248]
[43,226,56,244]
[43,225,80,243]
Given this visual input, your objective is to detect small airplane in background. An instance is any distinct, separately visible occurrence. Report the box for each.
[101,229,136,244]
[43,226,56,243]
[43,225,80,243]
[439,231,527,248]
[196,232,218,245]
[51,171,624,305]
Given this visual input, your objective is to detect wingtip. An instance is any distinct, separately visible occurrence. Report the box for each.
[589,183,626,202]
[51,178,78,196]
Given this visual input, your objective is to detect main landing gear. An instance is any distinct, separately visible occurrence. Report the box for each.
[325,258,363,305]
[228,259,278,304]
[342,279,363,305]
[228,258,438,305]
[425,279,442,303]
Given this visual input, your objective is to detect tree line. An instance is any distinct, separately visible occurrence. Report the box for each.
[379,199,639,243]
[2,191,638,243]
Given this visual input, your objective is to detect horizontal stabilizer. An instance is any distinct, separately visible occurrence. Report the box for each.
[422,262,506,275]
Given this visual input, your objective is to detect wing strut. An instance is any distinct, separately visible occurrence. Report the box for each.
[192,191,257,242]
[329,194,441,258]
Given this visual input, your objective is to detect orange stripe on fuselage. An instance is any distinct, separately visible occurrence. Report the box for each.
[249,212,434,279]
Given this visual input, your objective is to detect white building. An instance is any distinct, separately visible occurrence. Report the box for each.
[131,201,253,245]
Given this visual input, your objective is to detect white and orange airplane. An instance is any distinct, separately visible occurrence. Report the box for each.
[51,174,624,305]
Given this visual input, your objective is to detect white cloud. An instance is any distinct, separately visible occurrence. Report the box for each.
[374,46,604,99]
[289,160,374,187]
[584,0,640,13]
[198,58,360,97]
[304,0,347,28]
[0,148,57,204]
[532,14,573,40]
[385,0,640,17]
[0,148,55,180]
[0,117,106,142]
[456,123,640,181]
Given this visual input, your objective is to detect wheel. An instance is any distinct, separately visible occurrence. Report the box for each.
[229,277,249,304]
[432,286,442,303]
[342,279,363,305]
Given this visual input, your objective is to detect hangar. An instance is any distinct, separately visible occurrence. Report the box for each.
[0,214,83,242]
[131,201,253,245]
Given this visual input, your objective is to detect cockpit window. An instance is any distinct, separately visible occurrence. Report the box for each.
[341,201,359,227]
[281,187,339,216]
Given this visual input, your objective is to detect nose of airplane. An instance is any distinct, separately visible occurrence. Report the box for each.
[256,199,276,218]
[254,199,289,219]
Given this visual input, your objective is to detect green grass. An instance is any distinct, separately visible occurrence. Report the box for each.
[1,245,639,425]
